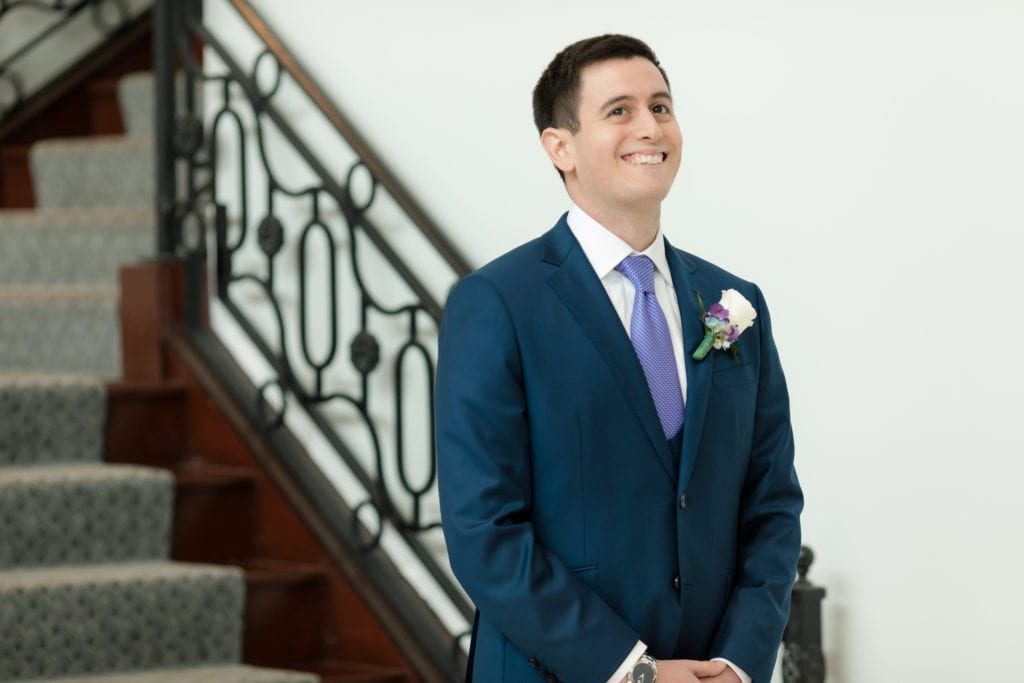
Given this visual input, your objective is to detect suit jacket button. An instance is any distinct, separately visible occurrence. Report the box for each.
[673,575,680,591]
[679,493,688,509]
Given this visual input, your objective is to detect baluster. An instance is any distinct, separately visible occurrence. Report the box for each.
[153,0,178,256]
[783,545,826,683]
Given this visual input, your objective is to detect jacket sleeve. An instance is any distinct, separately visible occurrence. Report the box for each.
[711,283,804,683]
[435,274,640,683]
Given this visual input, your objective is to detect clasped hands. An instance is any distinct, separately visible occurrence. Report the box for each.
[654,659,741,683]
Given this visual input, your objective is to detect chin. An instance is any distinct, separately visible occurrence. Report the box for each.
[624,186,672,205]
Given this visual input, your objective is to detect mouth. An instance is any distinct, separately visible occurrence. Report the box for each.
[622,152,668,166]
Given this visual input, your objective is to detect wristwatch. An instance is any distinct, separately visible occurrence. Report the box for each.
[626,653,657,683]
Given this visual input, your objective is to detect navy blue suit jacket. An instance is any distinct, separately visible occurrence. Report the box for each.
[436,215,802,682]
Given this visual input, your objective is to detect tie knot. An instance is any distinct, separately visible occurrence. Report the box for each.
[615,255,656,293]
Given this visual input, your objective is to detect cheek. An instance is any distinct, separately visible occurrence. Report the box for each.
[577,149,616,180]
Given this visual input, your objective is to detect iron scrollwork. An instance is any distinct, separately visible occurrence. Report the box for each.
[0,69,24,115]
[157,0,473,630]
[0,0,132,117]
[173,113,204,159]
[350,330,380,376]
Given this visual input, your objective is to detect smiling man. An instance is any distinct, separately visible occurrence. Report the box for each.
[436,34,802,683]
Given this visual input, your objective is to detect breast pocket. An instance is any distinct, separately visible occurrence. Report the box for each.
[707,362,757,456]
[711,362,756,390]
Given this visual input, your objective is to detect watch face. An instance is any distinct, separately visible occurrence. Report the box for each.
[632,661,656,683]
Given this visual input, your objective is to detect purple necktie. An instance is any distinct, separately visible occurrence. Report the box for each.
[616,255,685,439]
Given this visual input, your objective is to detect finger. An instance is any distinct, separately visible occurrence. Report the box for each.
[678,659,728,677]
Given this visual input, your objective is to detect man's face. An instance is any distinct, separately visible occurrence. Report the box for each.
[559,57,682,215]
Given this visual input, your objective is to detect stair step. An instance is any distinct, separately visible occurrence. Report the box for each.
[86,79,127,136]
[173,464,256,563]
[1,144,34,207]
[0,463,173,568]
[106,381,188,467]
[117,71,190,138]
[14,664,318,683]
[29,135,152,208]
[243,561,330,666]
[117,72,155,137]
[301,662,408,683]
[0,561,245,680]
[0,207,153,285]
[0,372,106,465]
[0,284,120,376]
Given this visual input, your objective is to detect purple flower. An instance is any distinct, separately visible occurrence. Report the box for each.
[707,303,730,321]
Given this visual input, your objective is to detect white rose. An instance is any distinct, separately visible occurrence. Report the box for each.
[718,288,757,337]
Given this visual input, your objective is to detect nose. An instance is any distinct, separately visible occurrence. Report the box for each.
[634,108,663,142]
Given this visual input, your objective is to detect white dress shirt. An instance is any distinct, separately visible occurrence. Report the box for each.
[566,203,687,402]
[565,204,751,683]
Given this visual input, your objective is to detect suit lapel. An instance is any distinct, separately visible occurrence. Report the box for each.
[665,242,713,491]
[543,220,677,484]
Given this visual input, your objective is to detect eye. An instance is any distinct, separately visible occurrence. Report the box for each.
[652,103,672,115]
[609,106,628,116]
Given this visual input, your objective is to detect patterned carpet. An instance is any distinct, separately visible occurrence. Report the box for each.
[0,72,318,683]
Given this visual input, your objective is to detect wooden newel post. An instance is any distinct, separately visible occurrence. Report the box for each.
[782,545,826,683]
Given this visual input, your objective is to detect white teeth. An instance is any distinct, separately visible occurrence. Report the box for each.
[626,153,664,165]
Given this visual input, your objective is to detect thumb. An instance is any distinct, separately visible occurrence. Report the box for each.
[678,659,728,678]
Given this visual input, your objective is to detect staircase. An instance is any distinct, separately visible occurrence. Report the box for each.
[0,69,409,682]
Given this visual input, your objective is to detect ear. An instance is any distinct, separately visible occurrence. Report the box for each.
[540,127,575,174]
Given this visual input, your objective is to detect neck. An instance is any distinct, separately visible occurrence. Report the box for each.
[572,198,662,251]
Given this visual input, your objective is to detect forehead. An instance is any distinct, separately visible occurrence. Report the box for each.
[577,57,670,109]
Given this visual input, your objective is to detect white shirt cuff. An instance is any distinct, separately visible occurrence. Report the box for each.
[606,640,647,683]
[712,657,752,683]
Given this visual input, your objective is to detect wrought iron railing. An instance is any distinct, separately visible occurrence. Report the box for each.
[154,0,473,677]
[0,0,143,118]
[153,1,826,681]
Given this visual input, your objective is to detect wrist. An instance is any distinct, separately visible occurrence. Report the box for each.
[625,653,657,683]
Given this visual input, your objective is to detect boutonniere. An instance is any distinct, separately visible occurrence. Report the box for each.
[692,289,757,361]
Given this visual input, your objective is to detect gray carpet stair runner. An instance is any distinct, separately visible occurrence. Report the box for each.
[0,374,106,465]
[29,137,154,210]
[0,73,318,682]
[0,208,154,286]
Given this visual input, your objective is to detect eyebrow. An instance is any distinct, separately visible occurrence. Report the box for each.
[598,90,673,112]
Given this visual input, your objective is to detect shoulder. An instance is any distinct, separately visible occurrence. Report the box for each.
[449,218,569,302]
[439,225,566,356]
[672,246,762,301]
[474,234,550,285]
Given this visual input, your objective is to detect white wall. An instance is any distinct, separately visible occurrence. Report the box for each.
[217,2,1024,681]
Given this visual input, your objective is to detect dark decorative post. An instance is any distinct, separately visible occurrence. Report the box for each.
[783,545,826,683]
[153,0,178,256]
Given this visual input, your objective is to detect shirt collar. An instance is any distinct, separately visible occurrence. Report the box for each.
[566,203,674,285]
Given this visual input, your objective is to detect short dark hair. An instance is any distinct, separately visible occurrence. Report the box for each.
[532,34,670,136]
